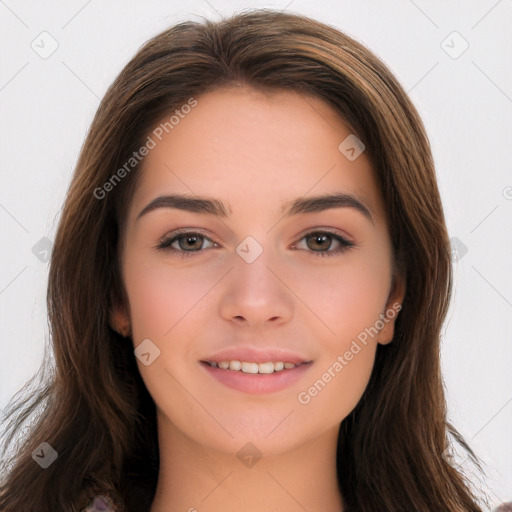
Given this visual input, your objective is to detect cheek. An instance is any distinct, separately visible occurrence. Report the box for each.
[123,252,222,340]
[334,262,389,337]
[292,249,392,350]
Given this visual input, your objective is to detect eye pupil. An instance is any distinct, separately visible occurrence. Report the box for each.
[308,233,331,251]
[180,235,202,250]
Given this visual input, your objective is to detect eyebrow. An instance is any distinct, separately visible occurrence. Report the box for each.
[136,192,374,223]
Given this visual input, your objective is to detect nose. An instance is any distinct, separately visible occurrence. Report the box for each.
[218,244,294,329]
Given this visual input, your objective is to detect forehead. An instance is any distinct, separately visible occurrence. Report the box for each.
[127,86,385,226]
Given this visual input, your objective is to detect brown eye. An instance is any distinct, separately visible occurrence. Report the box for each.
[175,234,204,251]
[293,231,354,258]
[306,233,333,251]
[156,231,217,257]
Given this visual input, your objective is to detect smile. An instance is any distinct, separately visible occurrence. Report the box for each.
[205,360,305,374]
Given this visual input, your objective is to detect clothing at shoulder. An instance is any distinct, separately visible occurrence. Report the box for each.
[81,494,118,511]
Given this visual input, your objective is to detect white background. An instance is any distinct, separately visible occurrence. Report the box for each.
[1,0,511,508]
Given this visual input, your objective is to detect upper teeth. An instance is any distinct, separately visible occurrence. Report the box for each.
[210,360,298,374]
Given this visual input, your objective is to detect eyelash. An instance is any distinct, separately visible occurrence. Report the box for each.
[155,229,355,258]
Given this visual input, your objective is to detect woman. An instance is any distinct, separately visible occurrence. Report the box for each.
[0,8,493,512]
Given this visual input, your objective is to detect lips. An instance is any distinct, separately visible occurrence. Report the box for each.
[200,346,313,394]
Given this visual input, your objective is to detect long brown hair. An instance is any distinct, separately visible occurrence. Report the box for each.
[0,8,487,512]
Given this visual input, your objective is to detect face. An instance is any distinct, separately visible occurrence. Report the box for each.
[111,85,404,456]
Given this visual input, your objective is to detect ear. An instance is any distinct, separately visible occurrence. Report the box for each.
[376,271,405,346]
[109,302,132,338]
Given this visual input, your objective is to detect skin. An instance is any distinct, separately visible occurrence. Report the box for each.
[110,85,405,512]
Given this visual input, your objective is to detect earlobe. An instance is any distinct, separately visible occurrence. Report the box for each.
[377,272,406,346]
[109,304,132,338]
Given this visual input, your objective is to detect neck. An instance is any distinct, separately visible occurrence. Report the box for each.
[150,412,344,512]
